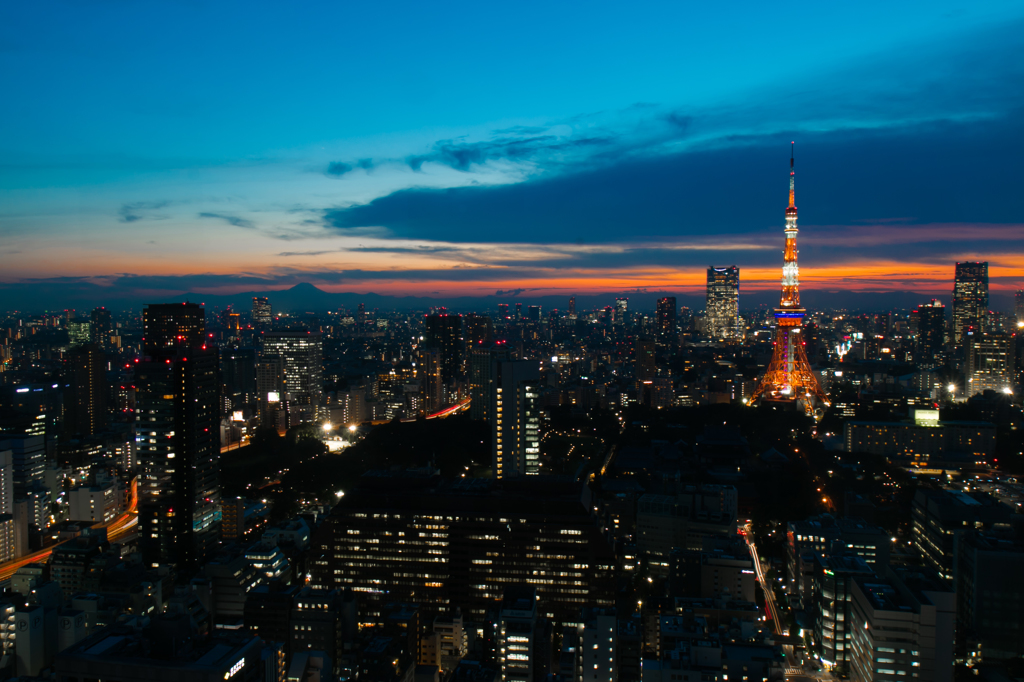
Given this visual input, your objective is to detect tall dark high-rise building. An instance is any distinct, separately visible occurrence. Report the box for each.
[356,302,367,333]
[417,347,443,414]
[64,344,108,437]
[256,356,284,428]
[89,307,112,348]
[568,296,576,318]
[498,303,509,320]
[491,359,541,479]
[1016,289,1024,325]
[913,300,946,366]
[514,303,522,320]
[143,303,206,358]
[221,347,257,409]
[656,297,677,346]
[635,338,656,381]
[469,343,510,421]
[136,304,220,569]
[424,314,462,384]
[706,266,740,340]
[463,314,493,349]
[952,262,988,345]
[261,332,323,425]
[526,305,541,322]
[252,296,272,329]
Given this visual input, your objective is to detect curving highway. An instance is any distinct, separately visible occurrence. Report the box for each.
[0,488,138,583]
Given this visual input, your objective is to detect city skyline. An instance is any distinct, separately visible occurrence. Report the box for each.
[2,2,1023,307]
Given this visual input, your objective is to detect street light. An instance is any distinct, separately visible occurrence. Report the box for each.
[322,423,333,432]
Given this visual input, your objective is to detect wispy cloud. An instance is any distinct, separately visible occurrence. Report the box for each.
[118,201,171,223]
[198,212,255,229]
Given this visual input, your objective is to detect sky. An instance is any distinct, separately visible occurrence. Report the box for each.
[1,1,1023,308]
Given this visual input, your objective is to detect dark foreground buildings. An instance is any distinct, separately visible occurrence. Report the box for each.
[310,472,616,625]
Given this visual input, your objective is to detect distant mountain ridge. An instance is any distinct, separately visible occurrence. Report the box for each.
[0,281,995,314]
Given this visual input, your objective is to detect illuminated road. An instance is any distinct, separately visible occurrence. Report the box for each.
[398,396,472,423]
[745,530,784,634]
[0,490,138,583]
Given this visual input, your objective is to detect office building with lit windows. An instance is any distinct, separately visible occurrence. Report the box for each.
[491,359,541,479]
[252,296,272,329]
[309,475,616,626]
[849,568,954,682]
[705,266,740,341]
[952,262,988,345]
[498,585,538,682]
[614,298,628,325]
[911,488,1013,583]
[785,514,889,603]
[964,331,1014,396]
[261,332,323,426]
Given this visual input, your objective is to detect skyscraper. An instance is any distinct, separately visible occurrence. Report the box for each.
[424,314,462,384]
[751,144,828,412]
[143,302,205,357]
[418,347,443,414]
[527,305,541,322]
[636,338,656,381]
[568,296,576,318]
[952,262,988,345]
[90,307,112,349]
[261,332,323,425]
[656,297,677,346]
[221,347,257,409]
[1016,289,1024,326]
[463,314,493,349]
[498,303,509,320]
[256,356,284,429]
[965,331,1014,396]
[614,297,628,325]
[136,303,219,568]
[706,266,740,341]
[913,300,946,366]
[64,344,108,437]
[491,359,540,479]
[468,342,510,421]
[252,296,272,329]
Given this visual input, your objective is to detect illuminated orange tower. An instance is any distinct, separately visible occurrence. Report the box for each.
[751,143,829,413]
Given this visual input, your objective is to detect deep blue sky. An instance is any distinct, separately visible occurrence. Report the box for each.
[1,1,1022,307]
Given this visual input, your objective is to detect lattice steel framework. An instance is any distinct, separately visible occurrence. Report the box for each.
[751,144,829,413]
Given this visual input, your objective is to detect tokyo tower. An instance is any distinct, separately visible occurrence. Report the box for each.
[750,143,829,413]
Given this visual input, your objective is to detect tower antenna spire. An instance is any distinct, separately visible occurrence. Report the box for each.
[789,141,795,208]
